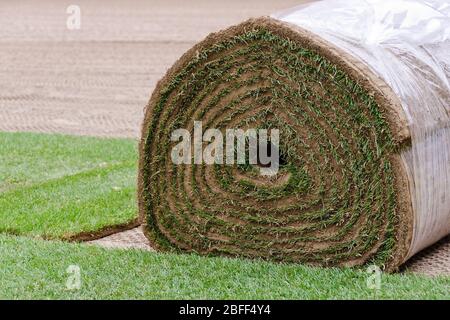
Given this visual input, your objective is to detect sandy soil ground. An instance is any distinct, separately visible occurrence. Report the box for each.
[0,0,302,137]
[1,0,448,275]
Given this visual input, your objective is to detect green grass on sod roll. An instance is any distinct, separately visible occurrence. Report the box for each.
[0,234,448,299]
[140,20,411,270]
[0,132,138,239]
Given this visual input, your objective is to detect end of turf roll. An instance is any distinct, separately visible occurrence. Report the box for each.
[139,1,450,271]
[138,17,416,271]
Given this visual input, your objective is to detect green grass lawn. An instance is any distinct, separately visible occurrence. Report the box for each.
[0,132,137,239]
[0,132,448,299]
[0,234,448,299]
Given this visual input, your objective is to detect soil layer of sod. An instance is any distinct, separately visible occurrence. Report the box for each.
[139,18,414,271]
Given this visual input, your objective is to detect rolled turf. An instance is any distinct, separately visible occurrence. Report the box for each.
[138,16,448,271]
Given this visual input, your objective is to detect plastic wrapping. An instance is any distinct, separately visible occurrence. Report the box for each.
[272,0,450,259]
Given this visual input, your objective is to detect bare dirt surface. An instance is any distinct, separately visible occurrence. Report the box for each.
[402,235,450,276]
[1,0,448,276]
[89,226,153,251]
[0,0,302,137]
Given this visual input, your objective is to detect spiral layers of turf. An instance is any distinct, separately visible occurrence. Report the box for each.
[139,18,413,270]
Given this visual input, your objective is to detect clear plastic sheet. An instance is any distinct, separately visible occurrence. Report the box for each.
[272,0,450,259]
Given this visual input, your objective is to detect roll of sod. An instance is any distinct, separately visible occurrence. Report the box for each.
[139,7,450,271]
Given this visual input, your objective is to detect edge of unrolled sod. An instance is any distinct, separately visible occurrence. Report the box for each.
[138,17,415,271]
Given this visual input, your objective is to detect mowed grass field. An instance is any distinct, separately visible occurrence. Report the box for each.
[0,234,448,299]
[0,132,137,238]
[0,132,448,299]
